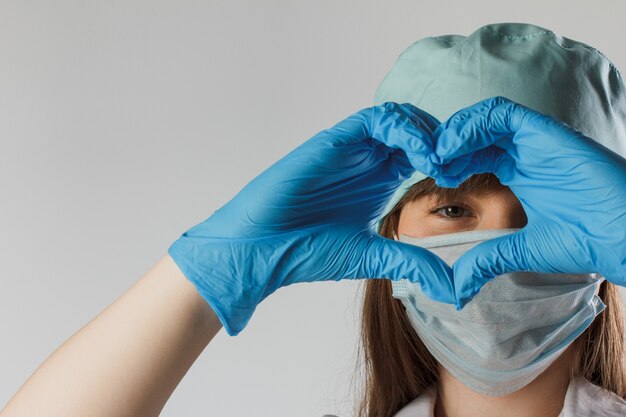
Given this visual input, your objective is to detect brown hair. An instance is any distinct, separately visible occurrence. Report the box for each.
[355,173,626,417]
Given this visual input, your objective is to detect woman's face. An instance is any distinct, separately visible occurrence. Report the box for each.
[396,187,580,400]
[397,188,528,238]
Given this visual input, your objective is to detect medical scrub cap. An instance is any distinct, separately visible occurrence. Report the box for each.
[372,22,626,233]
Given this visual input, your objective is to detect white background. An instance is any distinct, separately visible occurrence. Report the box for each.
[2,1,626,416]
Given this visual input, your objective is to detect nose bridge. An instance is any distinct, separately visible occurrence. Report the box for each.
[477,192,528,230]
[480,213,518,230]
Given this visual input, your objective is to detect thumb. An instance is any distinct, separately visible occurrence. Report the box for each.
[452,228,531,309]
[355,233,456,304]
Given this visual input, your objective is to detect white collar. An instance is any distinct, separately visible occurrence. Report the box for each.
[392,377,626,417]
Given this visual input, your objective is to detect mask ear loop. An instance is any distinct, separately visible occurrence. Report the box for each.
[390,231,411,299]
[593,274,605,297]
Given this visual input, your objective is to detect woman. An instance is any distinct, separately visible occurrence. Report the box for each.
[362,173,626,416]
[2,23,626,417]
[357,22,626,416]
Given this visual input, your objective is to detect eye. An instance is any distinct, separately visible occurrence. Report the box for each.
[430,204,473,219]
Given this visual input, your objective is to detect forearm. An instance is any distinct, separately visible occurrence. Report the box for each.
[1,254,222,417]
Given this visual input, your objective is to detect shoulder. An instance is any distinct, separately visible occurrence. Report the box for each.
[561,377,626,417]
[321,387,436,417]
[392,386,437,417]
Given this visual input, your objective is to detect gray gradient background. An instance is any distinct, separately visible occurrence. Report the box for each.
[2,1,626,416]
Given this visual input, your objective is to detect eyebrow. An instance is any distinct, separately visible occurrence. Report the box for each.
[426,186,504,205]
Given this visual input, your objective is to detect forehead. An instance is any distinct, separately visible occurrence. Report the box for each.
[401,174,507,203]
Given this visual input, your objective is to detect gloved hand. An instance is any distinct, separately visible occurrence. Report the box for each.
[431,96,626,308]
[168,102,454,336]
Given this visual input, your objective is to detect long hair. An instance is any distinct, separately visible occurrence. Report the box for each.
[355,173,626,417]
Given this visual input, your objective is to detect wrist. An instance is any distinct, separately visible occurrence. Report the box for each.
[162,254,223,343]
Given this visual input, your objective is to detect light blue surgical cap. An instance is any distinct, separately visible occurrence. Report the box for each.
[372,22,626,233]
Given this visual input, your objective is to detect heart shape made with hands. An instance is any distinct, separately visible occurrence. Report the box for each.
[427,95,626,308]
[168,96,626,337]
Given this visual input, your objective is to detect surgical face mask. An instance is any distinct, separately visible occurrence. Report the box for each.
[391,228,606,396]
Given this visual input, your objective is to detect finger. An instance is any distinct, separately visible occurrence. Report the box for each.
[452,228,532,309]
[387,147,418,179]
[432,96,527,164]
[350,232,456,305]
[432,152,477,188]
[434,146,515,187]
[325,103,442,178]
[369,102,442,178]
[393,101,442,133]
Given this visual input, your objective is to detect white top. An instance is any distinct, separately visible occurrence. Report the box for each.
[392,377,626,417]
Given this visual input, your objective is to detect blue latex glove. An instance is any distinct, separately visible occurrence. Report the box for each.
[168,102,454,336]
[432,96,626,308]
